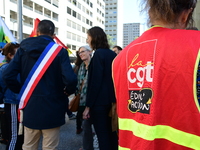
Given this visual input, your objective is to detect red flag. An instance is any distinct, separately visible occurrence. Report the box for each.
[29,18,40,37]
[30,18,72,54]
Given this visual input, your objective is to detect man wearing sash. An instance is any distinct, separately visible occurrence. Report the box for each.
[3,20,77,150]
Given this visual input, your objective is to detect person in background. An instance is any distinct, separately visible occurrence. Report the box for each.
[0,42,24,150]
[73,51,83,75]
[112,45,122,55]
[76,45,94,150]
[83,26,118,150]
[112,0,200,149]
[3,20,77,150]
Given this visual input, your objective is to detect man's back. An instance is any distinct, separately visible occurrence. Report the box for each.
[3,35,77,129]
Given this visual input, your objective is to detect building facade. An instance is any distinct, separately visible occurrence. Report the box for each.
[104,0,123,48]
[0,0,105,56]
[123,23,140,48]
[193,0,200,30]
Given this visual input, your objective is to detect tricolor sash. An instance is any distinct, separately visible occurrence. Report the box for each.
[18,42,62,134]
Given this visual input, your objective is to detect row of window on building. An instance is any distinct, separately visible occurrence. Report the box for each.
[10,0,59,23]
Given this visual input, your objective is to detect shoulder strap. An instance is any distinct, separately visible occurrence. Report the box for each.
[18,42,62,110]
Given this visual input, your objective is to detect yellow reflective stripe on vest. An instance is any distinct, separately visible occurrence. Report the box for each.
[119,118,200,149]
[194,49,200,112]
[119,146,130,150]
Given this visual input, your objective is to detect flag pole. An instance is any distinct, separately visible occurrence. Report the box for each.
[17,0,23,42]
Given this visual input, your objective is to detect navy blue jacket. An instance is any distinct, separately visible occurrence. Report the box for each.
[86,48,116,108]
[3,35,77,129]
[0,63,18,104]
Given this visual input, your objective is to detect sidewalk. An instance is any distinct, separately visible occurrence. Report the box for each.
[0,115,99,150]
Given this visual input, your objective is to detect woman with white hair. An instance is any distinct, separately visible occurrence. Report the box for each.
[76,45,94,150]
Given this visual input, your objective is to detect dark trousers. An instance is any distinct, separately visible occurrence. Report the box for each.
[82,119,94,150]
[5,103,24,150]
[76,106,85,130]
[90,105,118,150]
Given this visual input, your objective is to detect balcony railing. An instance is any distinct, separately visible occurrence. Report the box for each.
[44,14,51,19]
[53,17,58,21]
[23,22,33,28]
[23,4,33,11]
[10,0,17,4]
[35,10,43,15]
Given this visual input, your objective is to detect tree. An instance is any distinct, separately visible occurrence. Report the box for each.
[107,34,116,49]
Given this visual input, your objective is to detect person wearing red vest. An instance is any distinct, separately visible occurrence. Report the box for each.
[112,0,200,149]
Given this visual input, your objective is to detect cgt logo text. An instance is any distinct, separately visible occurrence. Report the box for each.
[128,89,153,114]
[127,54,153,88]
[127,54,154,114]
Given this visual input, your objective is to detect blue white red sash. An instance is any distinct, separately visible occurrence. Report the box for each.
[18,42,62,134]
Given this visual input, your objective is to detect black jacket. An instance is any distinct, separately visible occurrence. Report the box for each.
[3,35,77,129]
[86,48,116,108]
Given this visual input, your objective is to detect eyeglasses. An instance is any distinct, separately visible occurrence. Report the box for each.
[78,50,86,55]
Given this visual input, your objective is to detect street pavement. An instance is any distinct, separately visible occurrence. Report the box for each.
[0,115,99,150]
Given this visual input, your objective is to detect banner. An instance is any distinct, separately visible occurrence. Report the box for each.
[0,17,17,48]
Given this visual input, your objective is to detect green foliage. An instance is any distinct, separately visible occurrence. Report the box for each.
[107,34,116,49]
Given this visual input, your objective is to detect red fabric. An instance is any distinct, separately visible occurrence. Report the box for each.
[30,18,69,50]
[113,27,200,150]
[29,18,40,37]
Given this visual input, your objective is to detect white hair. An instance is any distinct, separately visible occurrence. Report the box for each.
[79,45,92,51]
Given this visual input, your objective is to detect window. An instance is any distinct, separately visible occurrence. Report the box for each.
[72,45,76,50]
[77,35,81,42]
[72,0,76,5]
[90,21,92,26]
[72,22,76,29]
[67,31,71,39]
[67,44,71,49]
[82,37,86,43]
[77,2,81,9]
[82,6,85,12]
[73,10,76,17]
[77,13,81,20]
[72,33,76,41]
[86,19,89,25]
[82,16,86,23]
[82,27,85,33]
[90,12,93,17]
[67,7,71,14]
[67,19,71,27]
[77,24,81,31]
[90,2,93,8]
[86,9,89,15]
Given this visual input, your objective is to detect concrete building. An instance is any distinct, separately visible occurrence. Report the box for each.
[123,23,140,48]
[0,0,105,56]
[104,0,123,48]
[193,0,200,30]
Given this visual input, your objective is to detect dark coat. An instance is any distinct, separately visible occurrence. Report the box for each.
[3,35,77,129]
[86,48,116,108]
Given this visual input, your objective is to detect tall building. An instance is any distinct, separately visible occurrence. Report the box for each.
[104,0,123,48]
[0,0,105,56]
[123,23,140,48]
[193,0,200,30]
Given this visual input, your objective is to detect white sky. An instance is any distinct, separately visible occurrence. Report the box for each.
[123,0,149,34]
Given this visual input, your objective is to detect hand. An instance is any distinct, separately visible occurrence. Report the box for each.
[83,107,90,119]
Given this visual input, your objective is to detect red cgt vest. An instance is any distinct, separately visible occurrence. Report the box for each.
[113,26,200,150]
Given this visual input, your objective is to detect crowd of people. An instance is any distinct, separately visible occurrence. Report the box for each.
[0,0,200,150]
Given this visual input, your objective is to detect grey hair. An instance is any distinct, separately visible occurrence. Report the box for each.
[79,45,92,51]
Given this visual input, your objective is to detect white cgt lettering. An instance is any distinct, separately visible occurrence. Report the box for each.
[127,61,153,88]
